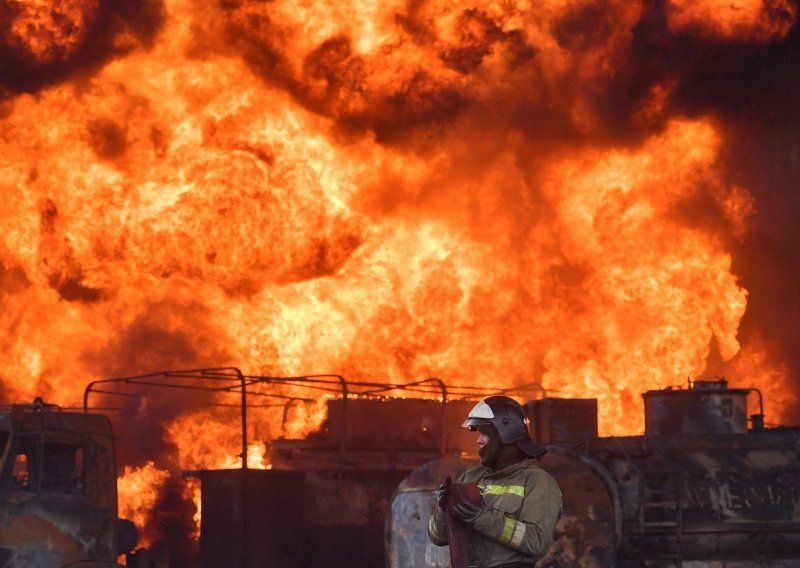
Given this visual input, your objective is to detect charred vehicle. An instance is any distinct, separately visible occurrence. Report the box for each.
[0,398,137,567]
[388,380,800,567]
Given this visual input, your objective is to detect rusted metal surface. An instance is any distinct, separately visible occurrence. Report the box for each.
[386,455,475,568]
[642,385,751,435]
[537,448,619,567]
[196,468,408,568]
[527,398,599,445]
[271,398,478,471]
[605,428,800,565]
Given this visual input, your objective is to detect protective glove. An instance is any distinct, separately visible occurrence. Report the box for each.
[452,498,485,525]
[437,475,452,509]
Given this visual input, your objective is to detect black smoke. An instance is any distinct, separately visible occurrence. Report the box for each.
[0,0,166,97]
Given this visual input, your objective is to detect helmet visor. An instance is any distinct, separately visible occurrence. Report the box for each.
[462,417,492,430]
[461,400,494,430]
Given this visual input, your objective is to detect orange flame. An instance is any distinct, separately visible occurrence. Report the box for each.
[117,461,170,549]
[536,119,749,432]
[1,0,798,548]
[667,0,796,42]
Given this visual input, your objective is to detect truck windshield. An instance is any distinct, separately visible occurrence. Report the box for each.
[12,433,40,492]
[42,441,85,493]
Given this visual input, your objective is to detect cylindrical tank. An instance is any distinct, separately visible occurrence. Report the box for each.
[385,455,474,568]
[643,380,750,435]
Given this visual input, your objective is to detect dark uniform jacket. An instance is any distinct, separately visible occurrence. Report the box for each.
[428,459,562,567]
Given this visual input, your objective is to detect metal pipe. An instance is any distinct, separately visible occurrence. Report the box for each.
[676,470,683,567]
[234,368,248,568]
[222,368,247,471]
[82,368,247,412]
[642,521,800,534]
[337,375,348,468]
[748,387,765,431]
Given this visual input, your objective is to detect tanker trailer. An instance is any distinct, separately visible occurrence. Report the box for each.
[386,380,800,567]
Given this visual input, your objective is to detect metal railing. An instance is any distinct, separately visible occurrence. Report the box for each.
[83,367,547,468]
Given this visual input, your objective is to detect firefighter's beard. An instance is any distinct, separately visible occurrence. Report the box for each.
[478,429,502,469]
[478,427,526,470]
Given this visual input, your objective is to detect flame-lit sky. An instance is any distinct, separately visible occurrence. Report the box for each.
[1,0,799,461]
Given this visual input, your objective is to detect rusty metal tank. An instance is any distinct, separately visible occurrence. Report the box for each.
[642,379,753,435]
[386,455,475,568]
[386,382,800,567]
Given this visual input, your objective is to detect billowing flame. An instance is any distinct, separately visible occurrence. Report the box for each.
[535,119,750,430]
[667,0,796,42]
[1,0,798,552]
[187,476,202,541]
[117,461,170,548]
[7,0,98,60]
[165,411,269,470]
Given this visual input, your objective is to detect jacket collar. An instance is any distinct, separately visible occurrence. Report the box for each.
[481,458,529,478]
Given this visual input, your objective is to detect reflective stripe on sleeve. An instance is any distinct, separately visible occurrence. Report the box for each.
[498,516,526,548]
[481,484,525,497]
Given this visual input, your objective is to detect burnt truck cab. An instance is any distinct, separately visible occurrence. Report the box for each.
[0,398,136,567]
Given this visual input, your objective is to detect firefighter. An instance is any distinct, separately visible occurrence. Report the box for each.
[428,395,562,567]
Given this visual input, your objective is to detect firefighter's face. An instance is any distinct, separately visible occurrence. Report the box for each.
[475,424,501,468]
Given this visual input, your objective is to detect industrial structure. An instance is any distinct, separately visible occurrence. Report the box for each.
[18,370,790,567]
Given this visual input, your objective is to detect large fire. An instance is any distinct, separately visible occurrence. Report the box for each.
[1,0,798,555]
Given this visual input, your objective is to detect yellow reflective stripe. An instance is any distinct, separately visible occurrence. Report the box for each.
[498,516,527,547]
[499,517,516,544]
[481,484,525,497]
